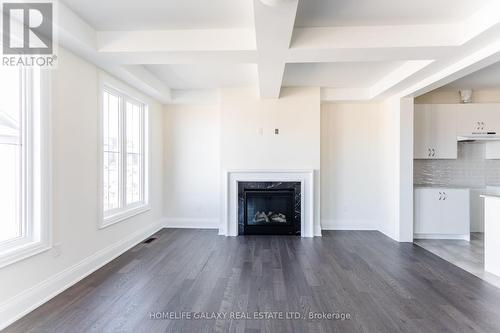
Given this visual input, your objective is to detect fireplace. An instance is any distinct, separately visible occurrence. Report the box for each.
[238,182,301,235]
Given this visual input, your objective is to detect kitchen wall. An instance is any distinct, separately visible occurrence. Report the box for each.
[415,88,500,104]
[415,87,500,188]
[414,142,500,187]
[0,47,164,328]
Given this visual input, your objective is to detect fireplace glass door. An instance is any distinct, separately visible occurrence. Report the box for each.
[243,189,295,234]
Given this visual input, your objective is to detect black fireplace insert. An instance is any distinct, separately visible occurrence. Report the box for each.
[238,182,301,235]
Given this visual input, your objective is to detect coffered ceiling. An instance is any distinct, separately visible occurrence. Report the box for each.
[57,0,500,103]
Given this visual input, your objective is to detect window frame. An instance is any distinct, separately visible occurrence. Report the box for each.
[0,67,52,268]
[98,78,150,229]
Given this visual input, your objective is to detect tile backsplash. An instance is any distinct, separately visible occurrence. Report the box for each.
[414,142,500,187]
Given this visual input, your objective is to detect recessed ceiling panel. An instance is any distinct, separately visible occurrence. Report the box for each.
[283,62,403,88]
[145,64,258,90]
[295,0,493,27]
[446,61,500,89]
[61,0,254,30]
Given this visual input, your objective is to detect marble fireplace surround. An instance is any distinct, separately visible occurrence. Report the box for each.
[221,170,317,237]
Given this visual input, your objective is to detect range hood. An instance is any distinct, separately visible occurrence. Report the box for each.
[457,132,500,142]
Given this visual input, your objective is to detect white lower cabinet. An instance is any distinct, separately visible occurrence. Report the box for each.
[414,188,470,240]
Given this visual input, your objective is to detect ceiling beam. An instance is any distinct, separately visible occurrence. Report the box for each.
[398,38,500,99]
[291,25,461,50]
[97,29,256,52]
[369,60,434,99]
[94,51,258,65]
[253,0,298,98]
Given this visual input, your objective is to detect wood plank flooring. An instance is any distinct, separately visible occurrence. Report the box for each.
[415,233,500,289]
[4,229,500,333]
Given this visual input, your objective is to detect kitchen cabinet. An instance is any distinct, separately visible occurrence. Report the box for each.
[414,188,470,240]
[457,104,500,135]
[414,104,457,159]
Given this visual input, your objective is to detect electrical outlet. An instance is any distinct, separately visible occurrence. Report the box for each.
[275,128,279,135]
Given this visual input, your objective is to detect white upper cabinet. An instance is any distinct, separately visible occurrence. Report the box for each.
[456,104,500,135]
[414,104,457,159]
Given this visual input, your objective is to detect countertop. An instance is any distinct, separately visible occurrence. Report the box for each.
[414,185,470,190]
[415,185,500,191]
[480,194,500,200]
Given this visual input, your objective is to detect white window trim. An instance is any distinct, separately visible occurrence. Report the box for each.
[0,68,53,268]
[97,74,151,229]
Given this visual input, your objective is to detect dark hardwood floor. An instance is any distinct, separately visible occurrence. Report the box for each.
[4,229,500,333]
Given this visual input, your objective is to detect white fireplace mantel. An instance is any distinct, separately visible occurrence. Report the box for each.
[221,169,319,237]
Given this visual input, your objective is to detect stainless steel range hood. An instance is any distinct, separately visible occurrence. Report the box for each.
[457,132,500,142]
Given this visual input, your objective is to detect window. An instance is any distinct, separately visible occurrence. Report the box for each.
[0,66,51,268]
[101,86,149,227]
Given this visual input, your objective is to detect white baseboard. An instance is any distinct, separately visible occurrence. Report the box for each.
[163,217,220,229]
[314,224,322,237]
[321,219,378,231]
[0,221,163,331]
[414,233,470,241]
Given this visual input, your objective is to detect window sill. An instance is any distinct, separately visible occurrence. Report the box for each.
[100,204,151,229]
[0,240,52,269]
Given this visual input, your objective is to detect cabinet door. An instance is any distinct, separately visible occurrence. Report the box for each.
[414,105,433,159]
[414,189,441,234]
[432,105,457,159]
[457,104,500,134]
[457,104,482,134]
[440,190,470,235]
[481,104,500,133]
[414,104,457,159]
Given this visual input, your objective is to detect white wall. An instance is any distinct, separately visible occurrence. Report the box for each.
[219,86,321,234]
[220,87,320,170]
[163,104,220,228]
[379,97,414,242]
[161,88,412,239]
[321,103,387,230]
[0,48,164,328]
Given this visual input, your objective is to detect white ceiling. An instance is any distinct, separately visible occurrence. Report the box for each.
[283,62,403,88]
[61,0,254,30]
[295,0,493,27]
[56,0,500,103]
[144,64,258,90]
[445,61,500,89]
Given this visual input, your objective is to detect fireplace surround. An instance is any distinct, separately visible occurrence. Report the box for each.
[221,170,318,237]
